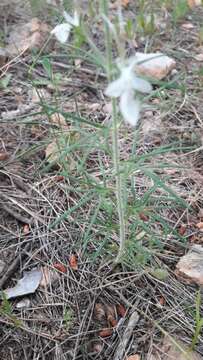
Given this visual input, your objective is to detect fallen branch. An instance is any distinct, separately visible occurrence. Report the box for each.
[113,311,139,360]
[1,203,32,225]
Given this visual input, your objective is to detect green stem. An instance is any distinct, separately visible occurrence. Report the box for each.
[101,0,126,262]
[111,100,126,262]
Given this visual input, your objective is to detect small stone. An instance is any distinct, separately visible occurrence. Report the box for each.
[181,22,195,30]
[135,52,176,80]
[176,245,203,285]
[195,54,203,62]
[16,298,31,309]
[6,18,51,57]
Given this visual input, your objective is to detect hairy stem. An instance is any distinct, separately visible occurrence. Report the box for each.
[101,0,126,262]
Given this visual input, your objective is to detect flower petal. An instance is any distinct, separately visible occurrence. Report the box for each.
[105,77,126,98]
[119,90,141,126]
[63,10,79,27]
[131,76,152,93]
[51,23,71,43]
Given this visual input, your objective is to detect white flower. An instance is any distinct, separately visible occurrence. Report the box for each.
[51,10,79,44]
[105,57,152,126]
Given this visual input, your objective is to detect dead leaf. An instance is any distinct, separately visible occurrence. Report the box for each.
[45,139,59,164]
[1,269,42,299]
[50,113,67,129]
[117,304,126,317]
[40,266,59,287]
[159,297,165,306]
[94,303,106,322]
[196,222,203,230]
[135,52,176,80]
[0,152,9,161]
[54,175,65,182]
[106,305,117,327]
[6,18,51,57]
[23,224,30,235]
[98,328,113,337]
[126,355,140,360]
[45,138,77,170]
[53,263,67,273]
[107,315,117,327]
[188,0,202,8]
[178,225,187,236]
[69,254,78,270]
[176,245,203,285]
[139,212,149,222]
[16,298,31,309]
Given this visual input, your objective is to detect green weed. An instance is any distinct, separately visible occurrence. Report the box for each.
[191,290,203,350]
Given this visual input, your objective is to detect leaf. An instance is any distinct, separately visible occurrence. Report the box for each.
[138,212,149,222]
[54,175,65,182]
[94,303,106,321]
[117,304,126,317]
[23,224,30,235]
[0,152,9,161]
[49,113,68,129]
[178,225,187,236]
[69,254,78,270]
[98,328,113,337]
[40,266,59,287]
[53,263,67,273]
[196,222,203,230]
[107,314,117,327]
[45,139,59,164]
[1,269,42,299]
[150,268,169,281]
[106,304,117,327]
